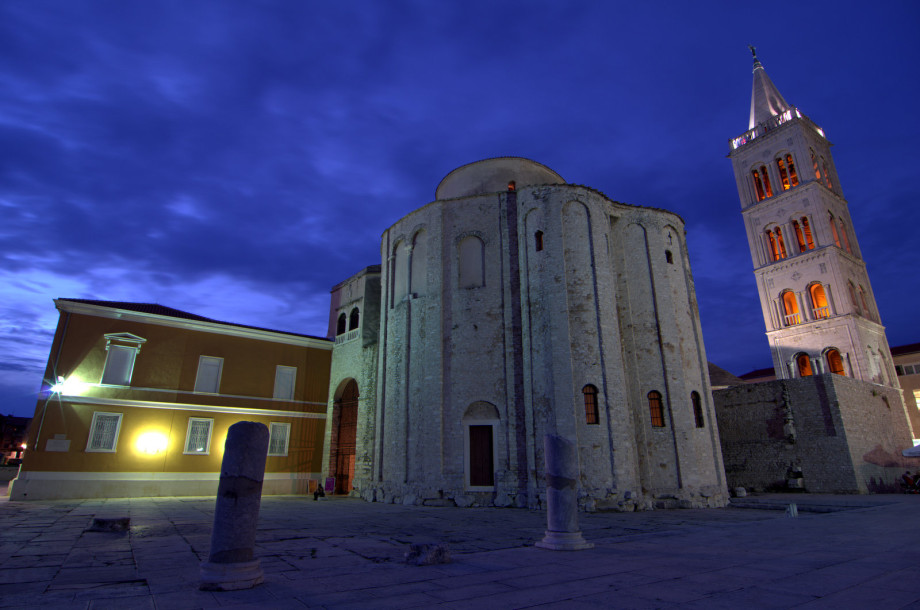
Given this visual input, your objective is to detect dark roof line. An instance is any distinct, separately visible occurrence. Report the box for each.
[59,299,329,342]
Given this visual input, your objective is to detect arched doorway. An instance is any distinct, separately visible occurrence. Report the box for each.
[330,380,358,494]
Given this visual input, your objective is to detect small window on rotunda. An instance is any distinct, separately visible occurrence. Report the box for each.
[691,391,704,428]
[535,231,544,252]
[665,250,673,264]
[648,391,665,428]
[583,385,599,425]
[507,181,516,192]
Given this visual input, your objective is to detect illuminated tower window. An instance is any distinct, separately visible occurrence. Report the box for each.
[795,353,813,377]
[811,148,821,181]
[826,349,846,376]
[760,165,773,198]
[809,283,830,319]
[752,169,766,201]
[786,154,798,186]
[782,290,801,326]
[583,385,599,425]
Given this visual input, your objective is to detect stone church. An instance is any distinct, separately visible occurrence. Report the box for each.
[325,157,728,511]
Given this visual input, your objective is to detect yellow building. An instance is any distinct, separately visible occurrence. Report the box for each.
[9,299,331,500]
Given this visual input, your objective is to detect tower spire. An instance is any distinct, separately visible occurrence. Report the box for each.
[748,47,791,130]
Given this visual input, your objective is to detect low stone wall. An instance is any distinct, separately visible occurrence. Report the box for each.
[714,375,916,493]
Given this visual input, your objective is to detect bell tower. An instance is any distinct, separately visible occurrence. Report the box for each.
[728,47,898,386]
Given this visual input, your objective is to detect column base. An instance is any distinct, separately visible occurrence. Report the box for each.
[535,530,594,551]
[199,559,264,591]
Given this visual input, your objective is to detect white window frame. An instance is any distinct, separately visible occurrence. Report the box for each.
[183,417,214,455]
[273,365,297,400]
[86,411,123,453]
[194,356,224,394]
[99,332,146,386]
[268,422,291,457]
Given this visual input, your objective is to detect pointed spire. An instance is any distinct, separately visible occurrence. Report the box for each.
[748,46,792,130]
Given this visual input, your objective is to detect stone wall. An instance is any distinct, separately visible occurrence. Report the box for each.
[714,374,916,493]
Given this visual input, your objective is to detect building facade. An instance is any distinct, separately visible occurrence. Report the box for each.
[10,299,331,500]
[326,157,728,511]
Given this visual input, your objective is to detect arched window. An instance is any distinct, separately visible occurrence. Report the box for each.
[848,282,860,313]
[410,230,427,296]
[648,391,665,428]
[782,290,801,326]
[665,250,673,264]
[809,283,830,319]
[766,229,780,261]
[858,286,871,319]
[391,241,407,307]
[774,227,787,258]
[792,220,807,252]
[838,220,852,254]
[583,385,599,425]
[811,149,821,181]
[828,212,841,248]
[826,349,846,376]
[785,154,799,187]
[507,180,516,191]
[752,169,766,201]
[796,353,813,377]
[348,307,360,331]
[822,159,833,190]
[776,155,799,191]
[458,236,485,288]
[534,230,544,252]
[691,391,704,428]
[800,216,815,249]
[760,165,773,198]
[336,313,347,336]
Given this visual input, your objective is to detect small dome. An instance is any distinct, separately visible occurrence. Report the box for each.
[435,157,565,200]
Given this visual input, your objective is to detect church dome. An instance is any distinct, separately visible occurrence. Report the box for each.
[435,157,565,200]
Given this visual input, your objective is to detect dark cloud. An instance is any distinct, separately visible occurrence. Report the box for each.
[0,2,918,416]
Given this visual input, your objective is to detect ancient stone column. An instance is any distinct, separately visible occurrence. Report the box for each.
[536,434,593,551]
[200,421,270,591]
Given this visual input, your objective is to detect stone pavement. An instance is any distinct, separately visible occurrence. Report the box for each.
[1,491,919,608]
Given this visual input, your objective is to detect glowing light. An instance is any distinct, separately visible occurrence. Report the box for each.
[136,431,168,455]
[51,376,88,396]
[20,444,26,450]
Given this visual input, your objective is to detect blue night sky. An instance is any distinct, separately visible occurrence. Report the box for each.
[1,1,918,417]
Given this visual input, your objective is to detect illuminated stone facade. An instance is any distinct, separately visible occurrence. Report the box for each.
[729,51,899,388]
[327,157,728,510]
[716,51,915,493]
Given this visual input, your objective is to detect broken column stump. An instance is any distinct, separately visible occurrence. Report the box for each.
[536,434,593,551]
[200,421,270,591]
